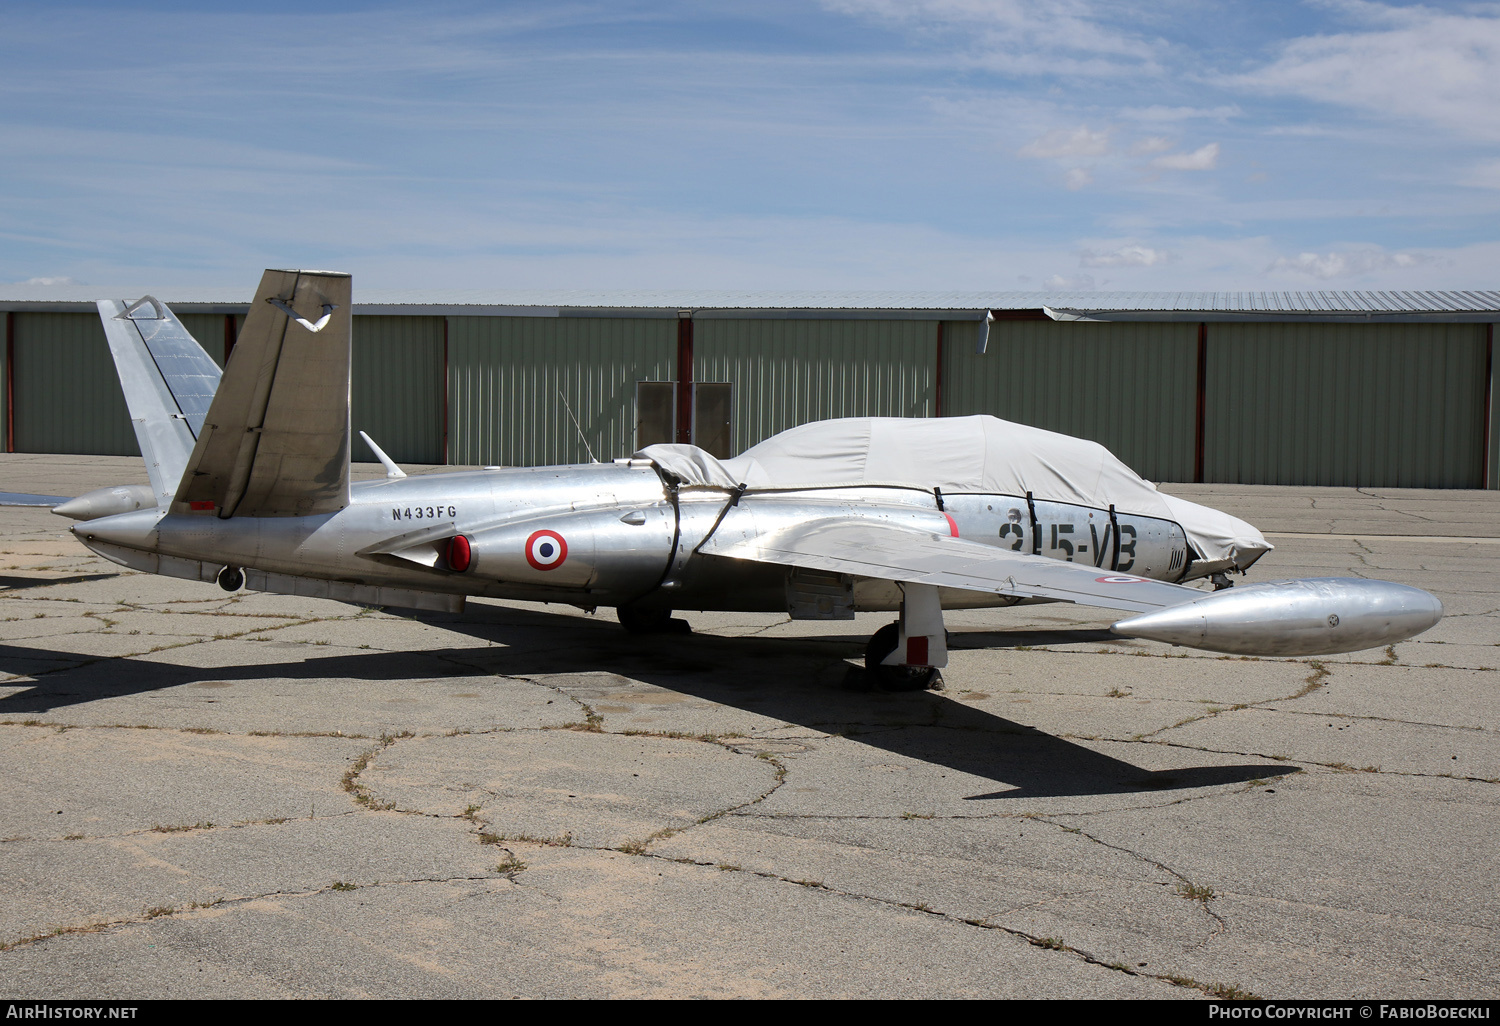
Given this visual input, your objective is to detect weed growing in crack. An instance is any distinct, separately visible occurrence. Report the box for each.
[1296,661,1330,696]
[150,822,213,833]
[342,733,410,810]
[330,881,359,891]
[620,728,734,743]
[143,906,174,919]
[1177,881,1215,903]
[486,831,573,848]
[0,921,110,953]
[495,853,527,874]
[1031,937,1067,950]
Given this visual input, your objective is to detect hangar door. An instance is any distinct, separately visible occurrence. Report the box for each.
[694,318,939,453]
[446,316,677,467]
[1204,323,1489,488]
[940,320,1198,484]
[351,315,446,465]
[10,313,137,456]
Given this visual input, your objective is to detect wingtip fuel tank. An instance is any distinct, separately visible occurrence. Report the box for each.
[1110,577,1443,657]
[52,484,158,522]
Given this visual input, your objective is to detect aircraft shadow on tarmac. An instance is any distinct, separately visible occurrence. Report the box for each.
[0,600,1294,800]
[0,574,119,591]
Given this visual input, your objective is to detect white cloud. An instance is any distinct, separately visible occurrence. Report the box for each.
[822,0,1164,76]
[1118,104,1241,122]
[1150,142,1219,170]
[15,276,81,286]
[1266,248,1426,280]
[1079,245,1170,268]
[1235,3,1500,141]
[1463,159,1500,189]
[1129,136,1173,155]
[1019,124,1112,159]
[1043,272,1097,289]
[1064,167,1094,190]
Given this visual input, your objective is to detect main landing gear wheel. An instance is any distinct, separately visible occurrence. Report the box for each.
[217,566,243,592]
[616,604,691,635]
[863,622,941,692]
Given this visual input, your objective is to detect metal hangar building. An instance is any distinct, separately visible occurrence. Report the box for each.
[1,285,1496,489]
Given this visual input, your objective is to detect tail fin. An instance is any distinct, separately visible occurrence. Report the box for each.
[173,269,352,518]
[96,295,223,507]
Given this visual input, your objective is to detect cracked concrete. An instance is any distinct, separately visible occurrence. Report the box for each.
[0,456,1496,998]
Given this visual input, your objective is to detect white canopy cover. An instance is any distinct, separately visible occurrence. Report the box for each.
[639,415,1269,569]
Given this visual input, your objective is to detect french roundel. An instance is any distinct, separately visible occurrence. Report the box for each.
[525,529,568,571]
[1096,575,1146,584]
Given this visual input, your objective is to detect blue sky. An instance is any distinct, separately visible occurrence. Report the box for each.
[3,0,1498,291]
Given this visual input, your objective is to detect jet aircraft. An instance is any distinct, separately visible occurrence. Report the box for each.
[46,269,1442,689]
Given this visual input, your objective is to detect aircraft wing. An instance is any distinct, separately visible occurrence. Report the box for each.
[0,491,72,507]
[701,516,1203,614]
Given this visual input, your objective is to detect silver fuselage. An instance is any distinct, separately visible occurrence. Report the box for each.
[74,461,1202,616]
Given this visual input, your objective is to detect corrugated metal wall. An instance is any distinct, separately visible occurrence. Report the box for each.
[351,315,445,465]
[0,308,1494,489]
[11,313,138,456]
[446,316,676,466]
[941,320,1198,482]
[694,318,938,452]
[1490,325,1498,490]
[1205,323,1488,487]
